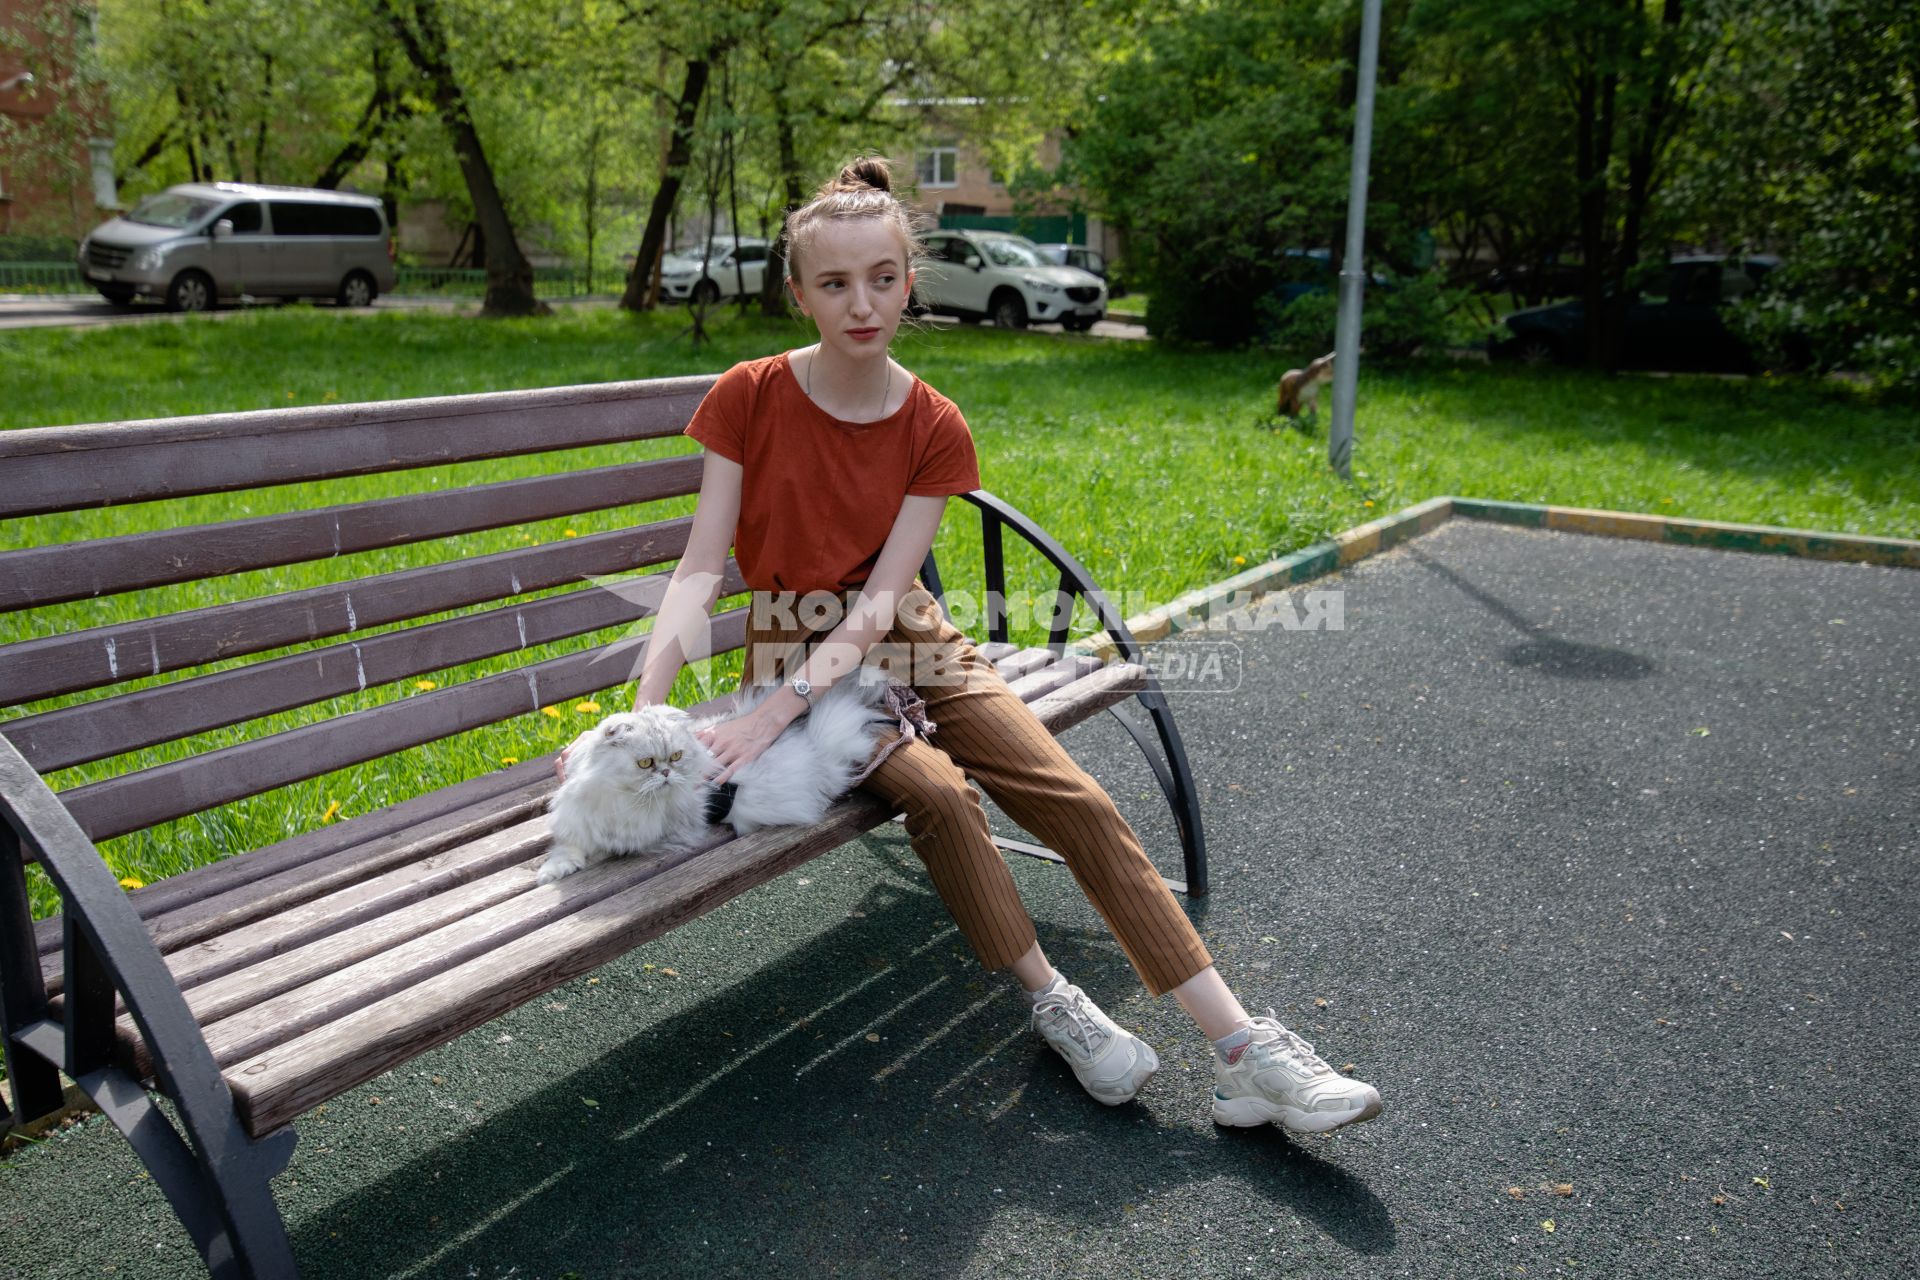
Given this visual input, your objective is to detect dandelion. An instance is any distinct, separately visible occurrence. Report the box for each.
[542,705,562,718]
[414,679,438,691]
[501,756,520,766]
[575,701,601,714]
[119,876,145,890]
[563,529,580,538]
[321,799,343,824]
[1233,555,1247,565]
[1363,500,1374,507]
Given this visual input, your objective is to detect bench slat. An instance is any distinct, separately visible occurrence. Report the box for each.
[990,646,1068,680]
[29,681,751,958]
[96,831,560,1079]
[54,607,752,841]
[223,660,1147,1136]
[225,794,893,1135]
[9,563,748,773]
[0,521,696,707]
[0,377,713,518]
[1004,653,1107,702]
[0,457,699,611]
[160,820,552,1001]
[81,657,1135,1067]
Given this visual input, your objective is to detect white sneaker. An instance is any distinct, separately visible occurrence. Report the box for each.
[1211,1013,1383,1134]
[1030,979,1160,1106]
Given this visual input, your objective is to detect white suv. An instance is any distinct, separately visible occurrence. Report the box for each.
[657,236,773,304]
[913,230,1107,331]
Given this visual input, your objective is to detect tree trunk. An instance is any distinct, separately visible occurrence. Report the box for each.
[1615,0,1684,320]
[1573,48,1621,369]
[759,87,806,318]
[377,0,545,317]
[622,54,716,312]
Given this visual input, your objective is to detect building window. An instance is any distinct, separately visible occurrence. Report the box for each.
[917,144,958,188]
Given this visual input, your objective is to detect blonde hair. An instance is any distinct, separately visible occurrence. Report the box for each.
[784,155,930,300]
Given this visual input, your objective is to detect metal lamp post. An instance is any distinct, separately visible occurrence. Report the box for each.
[1329,0,1383,481]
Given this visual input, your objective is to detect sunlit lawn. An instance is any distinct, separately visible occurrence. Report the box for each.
[3,304,1915,915]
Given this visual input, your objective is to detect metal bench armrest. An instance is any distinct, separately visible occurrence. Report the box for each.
[0,735,296,1277]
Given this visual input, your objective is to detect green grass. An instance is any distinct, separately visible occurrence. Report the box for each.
[2,306,1916,919]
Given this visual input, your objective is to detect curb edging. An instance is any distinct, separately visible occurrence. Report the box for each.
[1071,496,1918,663]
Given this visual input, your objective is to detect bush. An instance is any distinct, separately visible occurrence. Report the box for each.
[1255,271,1467,359]
[1726,272,1920,401]
[0,234,78,263]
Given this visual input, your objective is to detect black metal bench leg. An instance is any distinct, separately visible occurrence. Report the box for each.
[0,828,66,1129]
[2,741,300,1278]
[1104,684,1208,896]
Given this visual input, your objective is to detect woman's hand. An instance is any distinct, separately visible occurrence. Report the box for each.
[695,707,787,785]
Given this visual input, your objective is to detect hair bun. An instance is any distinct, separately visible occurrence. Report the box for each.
[836,156,893,195]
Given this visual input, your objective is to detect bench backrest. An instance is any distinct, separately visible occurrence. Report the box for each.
[0,377,765,847]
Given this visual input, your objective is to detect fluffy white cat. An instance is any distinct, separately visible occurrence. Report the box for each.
[536,666,901,885]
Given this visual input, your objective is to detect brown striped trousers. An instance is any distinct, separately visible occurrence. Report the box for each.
[739,580,1213,997]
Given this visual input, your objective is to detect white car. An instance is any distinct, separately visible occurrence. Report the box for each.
[913,229,1107,331]
[657,236,772,304]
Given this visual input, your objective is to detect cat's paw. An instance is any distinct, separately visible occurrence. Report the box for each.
[535,853,583,885]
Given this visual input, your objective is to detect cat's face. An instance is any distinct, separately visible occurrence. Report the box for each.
[574,708,708,795]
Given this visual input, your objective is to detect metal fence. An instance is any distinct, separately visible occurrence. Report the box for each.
[0,262,594,297]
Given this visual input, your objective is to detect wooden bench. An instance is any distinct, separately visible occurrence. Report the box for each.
[0,376,1208,1278]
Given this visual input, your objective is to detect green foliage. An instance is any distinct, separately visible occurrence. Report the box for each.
[1069,3,1365,347]
[1257,272,1469,358]
[0,234,77,262]
[1677,0,1920,400]
[1070,1,1576,350]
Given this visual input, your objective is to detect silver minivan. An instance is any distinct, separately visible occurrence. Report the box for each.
[77,182,398,312]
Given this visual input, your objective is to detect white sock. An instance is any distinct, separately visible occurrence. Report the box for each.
[1026,971,1067,1003]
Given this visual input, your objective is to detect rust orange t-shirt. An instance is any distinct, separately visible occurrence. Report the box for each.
[682,352,981,594]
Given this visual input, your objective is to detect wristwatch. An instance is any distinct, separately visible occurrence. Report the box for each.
[788,675,816,706]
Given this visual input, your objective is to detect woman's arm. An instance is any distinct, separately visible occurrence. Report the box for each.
[559,450,741,780]
[635,449,743,706]
[697,493,948,783]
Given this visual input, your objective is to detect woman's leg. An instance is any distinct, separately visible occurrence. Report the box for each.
[1168,964,1254,1041]
[888,592,1216,1000]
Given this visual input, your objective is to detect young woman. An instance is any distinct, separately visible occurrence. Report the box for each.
[578,157,1383,1136]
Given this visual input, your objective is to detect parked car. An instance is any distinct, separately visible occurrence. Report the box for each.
[1270,247,1393,305]
[913,229,1107,330]
[77,182,396,312]
[1032,242,1126,298]
[1489,255,1784,371]
[657,236,773,305]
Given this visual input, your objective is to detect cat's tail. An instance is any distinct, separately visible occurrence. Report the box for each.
[799,668,896,790]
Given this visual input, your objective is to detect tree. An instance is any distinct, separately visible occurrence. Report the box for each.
[621,40,724,312]
[1676,0,1920,395]
[375,0,546,315]
[1070,3,1403,346]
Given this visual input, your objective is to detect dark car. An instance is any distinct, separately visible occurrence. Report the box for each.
[1271,247,1393,305]
[1489,255,1782,371]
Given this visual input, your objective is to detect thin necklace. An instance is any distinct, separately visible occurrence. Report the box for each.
[805,343,890,421]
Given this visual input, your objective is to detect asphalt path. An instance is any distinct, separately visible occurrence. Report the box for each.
[0,293,1150,338]
[1,519,1912,1279]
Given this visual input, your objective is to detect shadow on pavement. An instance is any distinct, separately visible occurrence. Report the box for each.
[286,870,1392,1278]
[1404,544,1658,681]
